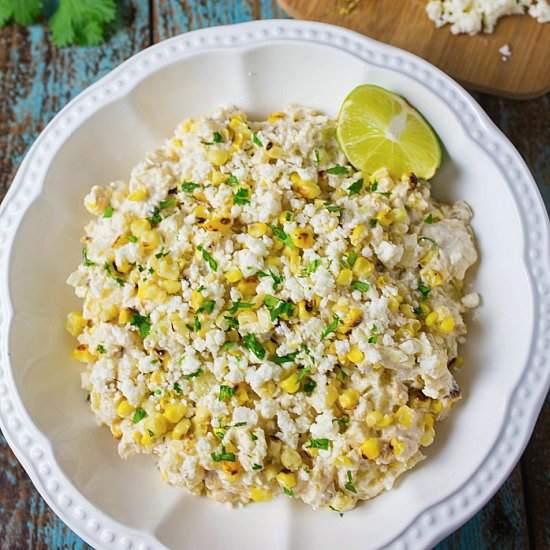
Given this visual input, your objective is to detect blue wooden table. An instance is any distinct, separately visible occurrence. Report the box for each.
[0,1,548,548]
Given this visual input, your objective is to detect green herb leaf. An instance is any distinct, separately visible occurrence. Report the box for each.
[378,191,391,198]
[132,407,146,424]
[147,208,162,226]
[326,165,349,175]
[227,175,238,186]
[350,280,369,292]
[303,259,322,274]
[0,0,42,26]
[211,445,236,462]
[155,247,169,259]
[197,244,218,272]
[333,416,349,427]
[413,306,425,317]
[229,301,255,314]
[321,315,340,341]
[257,269,283,291]
[242,334,266,360]
[224,315,240,329]
[267,223,295,249]
[271,351,299,364]
[103,262,126,286]
[325,204,342,213]
[252,463,262,470]
[130,313,151,339]
[329,505,344,517]
[425,214,433,224]
[304,378,317,394]
[233,187,250,206]
[418,236,440,248]
[368,335,378,344]
[103,206,113,218]
[369,219,378,228]
[370,181,378,192]
[265,297,294,322]
[296,366,311,382]
[213,132,224,143]
[182,181,200,193]
[219,385,236,401]
[348,178,364,196]
[82,247,96,267]
[314,149,321,164]
[252,134,263,147]
[159,198,175,210]
[308,438,329,450]
[418,279,432,299]
[127,235,138,243]
[283,487,295,497]
[96,344,106,354]
[197,300,215,314]
[344,470,357,493]
[250,433,258,441]
[222,341,236,351]
[173,382,182,394]
[194,316,201,332]
[183,369,203,381]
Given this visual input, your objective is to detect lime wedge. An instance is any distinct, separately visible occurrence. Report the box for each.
[336,84,442,179]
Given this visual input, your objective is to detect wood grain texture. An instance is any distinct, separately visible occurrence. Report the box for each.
[0,1,548,549]
[278,0,550,99]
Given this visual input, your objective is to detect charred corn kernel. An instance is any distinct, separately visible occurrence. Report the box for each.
[352,257,375,278]
[280,372,300,394]
[423,269,443,287]
[366,411,383,428]
[325,382,339,407]
[291,227,314,249]
[205,216,233,233]
[140,230,159,250]
[281,448,302,470]
[130,219,151,237]
[248,222,269,238]
[193,205,209,223]
[66,311,87,337]
[438,316,456,333]
[279,210,293,224]
[211,171,229,185]
[222,460,240,476]
[376,207,394,227]
[390,438,405,456]
[207,149,230,166]
[128,187,147,201]
[361,438,381,460]
[350,224,367,246]
[336,268,353,286]
[159,279,181,294]
[72,344,95,363]
[391,207,408,223]
[297,301,311,321]
[335,455,353,467]
[347,345,364,364]
[341,308,363,332]
[144,414,168,437]
[111,420,123,440]
[423,413,435,430]
[164,404,187,424]
[118,308,133,325]
[116,399,134,418]
[268,111,286,122]
[224,268,243,283]
[172,418,191,439]
[157,259,179,280]
[338,389,360,410]
[276,472,296,488]
[420,428,435,447]
[425,312,439,327]
[190,290,204,311]
[236,385,249,405]
[266,144,283,159]
[396,405,413,428]
[294,179,321,199]
[237,310,258,325]
[250,488,272,502]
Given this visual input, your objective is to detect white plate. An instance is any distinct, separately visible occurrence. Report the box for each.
[0,20,549,550]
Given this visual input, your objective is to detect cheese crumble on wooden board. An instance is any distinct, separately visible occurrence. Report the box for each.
[67,106,479,511]
[426,0,550,34]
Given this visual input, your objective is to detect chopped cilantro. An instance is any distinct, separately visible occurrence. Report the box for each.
[267,223,295,249]
[378,191,391,198]
[173,382,182,394]
[103,206,113,218]
[219,385,236,401]
[418,236,440,248]
[181,181,200,193]
[183,369,203,381]
[333,416,350,427]
[194,316,201,332]
[82,247,96,267]
[224,315,240,329]
[197,244,218,272]
[368,335,378,344]
[425,214,433,224]
[303,378,317,394]
[325,204,342,213]
[252,463,262,470]
[297,366,311,382]
[96,345,106,354]
[127,235,138,243]
[197,300,215,314]
[326,165,349,175]
[242,334,266,360]
[130,313,151,339]
[314,149,320,164]
[264,296,294,321]
[250,432,258,441]
[321,315,341,340]
[350,280,369,292]
[257,269,283,291]
[283,487,295,497]
[155,247,169,259]
[229,301,255,314]
[345,470,357,493]
[147,208,162,226]
[271,351,299,364]
[329,505,344,517]
[103,262,125,286]
[132,408,146,424]
[348,178,364,196]
[222,341,236,351]
[211,445,236,462]
[370,219,378,228]
[370,181,378,192]
[418,279,432,299]
[303,259,321,274]
[308,438,329,450]
[252,134,263,147]
[227,175,239,186]
[159,197,175,210]
[233,187,250,205]
[213,131,224,143]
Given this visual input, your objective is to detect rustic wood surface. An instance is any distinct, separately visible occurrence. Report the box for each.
[0,1,548,548]
[279,0,550,99]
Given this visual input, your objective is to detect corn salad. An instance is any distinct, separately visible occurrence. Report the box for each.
[67,106,479,512]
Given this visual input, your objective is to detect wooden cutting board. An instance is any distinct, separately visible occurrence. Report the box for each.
[278,0,550,99]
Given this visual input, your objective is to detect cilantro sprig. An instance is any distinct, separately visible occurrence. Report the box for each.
[197,244,218,272]
[268,223,295,250]
[242,334,266,360]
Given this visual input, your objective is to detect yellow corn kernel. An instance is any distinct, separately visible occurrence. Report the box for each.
[376,207,394,227]
[279,372,300,394]
[172,138,182,148]
[207,149,230,166]
[150,370,163,385]
[391,207,408,223]
[133,431,142,443]
[250,488,272,502]
[164,404,187,424]
[247,222,269,238]
[338,389,360,410]
[237,279,258,297]
[111,420,123,440]
[281,448,302,471]
[276,471,297,489]
[157,258,179,280]
[336,268,353,286]
[395,405,413,428]
[172,418,191,439]
[347,345,364,364]
[399,304,415,319]
[193,205,209,223]
[66,311,87,337]
[139,230,160,250]
[438,316,456,333]
[420,428,435,447]
[423,269,443,287]
[279,210,293,224]
[128,187,148,201]
[335,455,353,467]
[423,413,435,430]
[236,385,249,406]
[290,172,302,185]
[390,438,405,457]
[341,308,363,332]
[425,312,439,327]
[144,414,168,437]
[224,268,243,283]
[291,227,314,249]
[116,260,132,274]
[138,281,164,301]
[211,171,229,186]
[350,225,367,246]
[264,340,277,355]
[325,382,339,407]
[361,438,381,460]
[159,279,181,294]
[266,256,282,268]
[72,344,95,363]
[141,433,154,446]
[221,460,240,476]
[205,216,233,233]
[117,309,132,327]
[259,380,276,398]
[378,414,394,428]
[366,411,382,428]
[352,257,375,278]
[294,179,321,200]
[237,310,258,325]
[268,111,286,122]
[130,219,151,237]
[190,290,204,311]
[116,399,134,418]
[297,301,311,321]
[266,144,283,159]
